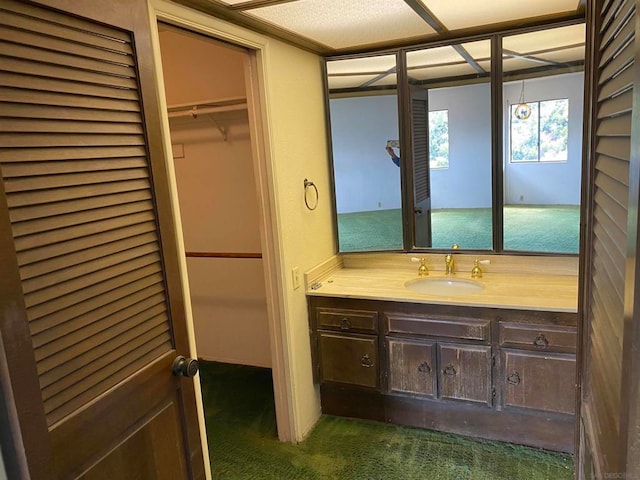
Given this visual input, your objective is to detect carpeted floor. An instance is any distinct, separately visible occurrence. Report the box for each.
[337,205,580,253]
[200,361,574,480]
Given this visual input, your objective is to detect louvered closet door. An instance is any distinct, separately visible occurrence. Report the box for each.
[0,1,205,479]
[410,86,432,248]
[582,0,635,476]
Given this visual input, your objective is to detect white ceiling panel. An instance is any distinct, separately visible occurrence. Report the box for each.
[326,55,397,75]
[503,24,586,55]
[421,0,579,31]
[406,45,462,69]
[246,0,437,49]
[327,75,381,90]
[408,63,478,81]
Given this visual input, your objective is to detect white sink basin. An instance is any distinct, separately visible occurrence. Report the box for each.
[404,277,485,296]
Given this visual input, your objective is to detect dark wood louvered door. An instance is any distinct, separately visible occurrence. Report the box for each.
[410,86,432,248]
[581,0,640,477]
[0,1,205,479]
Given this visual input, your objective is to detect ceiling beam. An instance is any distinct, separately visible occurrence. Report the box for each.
[403,0,485,74]
[360,66,397,88]
[503,48,565,66]
[403,0,447,32]
[229,0,300,11]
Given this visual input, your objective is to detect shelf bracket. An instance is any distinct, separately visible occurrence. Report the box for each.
[213,120,228,141]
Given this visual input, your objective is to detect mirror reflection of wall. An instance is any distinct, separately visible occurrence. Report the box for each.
[327,54,403,252]
[406,40,492,250]
[502,24,585,254]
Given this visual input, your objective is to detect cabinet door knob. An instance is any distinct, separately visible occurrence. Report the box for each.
[340,317,352,330]
[417,362,431,374]
[533,334,549,349]
[507,371,521,385]
[360,354,374,368]
[443,364,457,376]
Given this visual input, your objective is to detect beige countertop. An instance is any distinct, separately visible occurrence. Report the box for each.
[305,254,579,313]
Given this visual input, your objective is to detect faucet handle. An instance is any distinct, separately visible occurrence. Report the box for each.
[411,257,429,276]
[451,244,460,249]
[471,259,490,279]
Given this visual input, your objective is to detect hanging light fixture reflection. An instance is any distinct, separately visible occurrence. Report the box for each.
[514,80,531,120]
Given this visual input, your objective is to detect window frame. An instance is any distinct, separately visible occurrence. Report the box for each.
[509,97,570,164]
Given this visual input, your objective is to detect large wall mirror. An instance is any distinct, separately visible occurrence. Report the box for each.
[502,24,584,254]
[406,39,492,249]
[325,21,585,255]
[327,54,403,251]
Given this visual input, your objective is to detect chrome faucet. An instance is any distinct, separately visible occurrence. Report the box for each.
[444,244,459,275]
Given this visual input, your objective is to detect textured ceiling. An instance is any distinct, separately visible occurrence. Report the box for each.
[205,0,584,52]
[326,23,585,90]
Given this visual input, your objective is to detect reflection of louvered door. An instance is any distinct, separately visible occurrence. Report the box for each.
[410,86,432,248]
[581,0,637,477]
[0,1,204,478]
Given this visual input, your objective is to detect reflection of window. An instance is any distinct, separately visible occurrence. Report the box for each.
[429,109,449,169]
[510,99,568,162]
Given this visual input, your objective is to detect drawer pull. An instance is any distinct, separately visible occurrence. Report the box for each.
[443,364,457,376]
[417,362,431,374]
[340,317,352,330]
[360,354,374,368]
[533,334,550,349]
[507,372,521,385]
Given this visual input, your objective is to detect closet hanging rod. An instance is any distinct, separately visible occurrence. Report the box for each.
[168,98,247,119]
[185,251,262,259]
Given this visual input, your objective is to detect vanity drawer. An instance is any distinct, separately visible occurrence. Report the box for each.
[385,313,490,342]
[316,307,378,333]
[499,323,577,353]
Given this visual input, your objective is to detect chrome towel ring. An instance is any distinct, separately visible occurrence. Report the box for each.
[304,178,318,210]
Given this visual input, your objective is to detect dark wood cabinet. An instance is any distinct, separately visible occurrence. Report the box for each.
[501,349,576,415]
[439,343,492,406]
[387,338,436,397]
[318,332,378,388]
[308,295,577,453]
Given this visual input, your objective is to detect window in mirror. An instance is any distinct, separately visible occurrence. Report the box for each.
[326,54,403,252]
[510,98,569,163]
[429,110,449,169]
[406,39,493,250]
[502,24,585,254]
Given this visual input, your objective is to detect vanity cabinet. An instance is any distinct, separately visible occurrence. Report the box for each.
[314,307,380,389]
[308,295,578,453]
[387,339,436,397]
[385,312,492,405]
[498,320,577,415]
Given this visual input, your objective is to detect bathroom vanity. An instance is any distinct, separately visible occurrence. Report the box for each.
[306,254,578,453]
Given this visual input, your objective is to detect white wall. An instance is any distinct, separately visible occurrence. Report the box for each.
[159,30,271,367]
[429,83,492,209]
[330,95,401,213]
[503,72,584,205]
[329,73,583,213]
[329,85,493,213]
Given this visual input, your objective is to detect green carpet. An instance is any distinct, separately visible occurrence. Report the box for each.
[337,205,579,253]
[200,361,574,480]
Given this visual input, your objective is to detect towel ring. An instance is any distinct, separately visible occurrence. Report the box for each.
[304,178,318,211]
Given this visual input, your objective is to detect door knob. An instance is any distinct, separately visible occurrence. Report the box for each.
[172,356,199,378]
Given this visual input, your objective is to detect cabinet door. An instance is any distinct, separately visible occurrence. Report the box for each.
[502,350,576,415]
[439,343,492,406]
[318,332,378,388]
[388,339,436,397]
